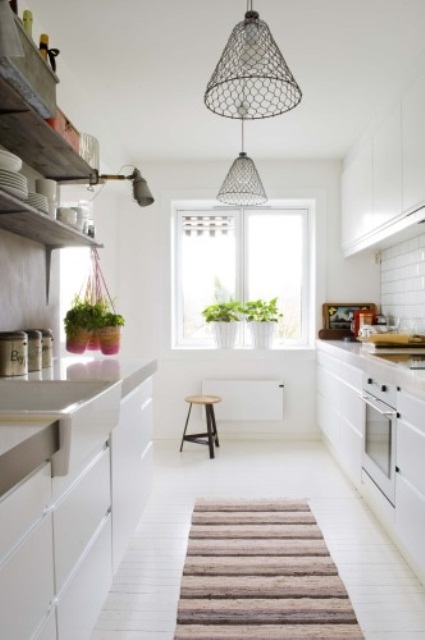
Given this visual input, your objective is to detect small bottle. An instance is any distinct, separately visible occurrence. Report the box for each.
[23,10,33,38]
[39,34,49,61]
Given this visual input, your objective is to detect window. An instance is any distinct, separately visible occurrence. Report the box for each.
[172,203,312,348]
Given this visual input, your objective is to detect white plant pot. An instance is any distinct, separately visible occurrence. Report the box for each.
[249,321,276,349]
[212,322,238,349]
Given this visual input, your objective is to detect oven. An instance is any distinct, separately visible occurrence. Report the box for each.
[360,374,397,506]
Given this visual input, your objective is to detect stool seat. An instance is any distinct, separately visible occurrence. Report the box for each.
[180,395,221,459]
[185,395,221,405]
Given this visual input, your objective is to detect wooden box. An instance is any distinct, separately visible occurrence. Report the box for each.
[0,15,58,118]
[46,108,80,153]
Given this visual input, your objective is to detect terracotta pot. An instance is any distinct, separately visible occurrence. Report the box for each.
[65,328,91,354]
[97,326,121,355]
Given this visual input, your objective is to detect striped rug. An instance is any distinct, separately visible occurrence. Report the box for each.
[174,499,364,640]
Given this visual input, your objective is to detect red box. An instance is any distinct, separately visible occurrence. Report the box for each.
[46,108,80,153]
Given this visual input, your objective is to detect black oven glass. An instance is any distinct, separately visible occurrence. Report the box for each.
[364,404,392,477]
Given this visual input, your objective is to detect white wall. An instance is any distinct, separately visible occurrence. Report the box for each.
[101,158,380,441]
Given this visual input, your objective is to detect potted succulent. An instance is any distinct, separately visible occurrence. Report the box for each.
[202,300,242,348]
[242,297,283,349]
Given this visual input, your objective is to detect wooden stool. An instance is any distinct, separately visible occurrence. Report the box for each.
[180,395,221,459]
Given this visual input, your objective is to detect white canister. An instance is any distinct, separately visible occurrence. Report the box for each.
[37,328,54,368]
[0,331,28,376]
[24,329,42,372]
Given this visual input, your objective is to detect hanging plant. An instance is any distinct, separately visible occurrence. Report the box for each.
[63,250,125,355]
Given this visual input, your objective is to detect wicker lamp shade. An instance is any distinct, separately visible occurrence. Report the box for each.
[204,10,302,120]
[217,151,267,206]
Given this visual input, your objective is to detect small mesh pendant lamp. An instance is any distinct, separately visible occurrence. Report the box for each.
[205,2,302,119]
[217,121,267,205]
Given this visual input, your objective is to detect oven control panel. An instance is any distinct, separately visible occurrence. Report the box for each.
[363,374,397,407]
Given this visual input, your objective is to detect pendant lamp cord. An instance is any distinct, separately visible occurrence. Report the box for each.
[241,118,245,153]
[247,0,253,11]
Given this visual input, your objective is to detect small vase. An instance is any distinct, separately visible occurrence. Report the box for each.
[66,328,91,354]
[249,321,275,349]
[212,322,238,349]
[97,326,121,355]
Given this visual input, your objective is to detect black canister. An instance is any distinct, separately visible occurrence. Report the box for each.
[24,329,42,372]
[0,331,28,376]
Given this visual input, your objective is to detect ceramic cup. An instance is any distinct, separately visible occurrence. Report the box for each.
[35,178,57,201]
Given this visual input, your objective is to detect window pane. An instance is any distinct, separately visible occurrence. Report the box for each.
[246,210,305,342]
[179,214,237,344]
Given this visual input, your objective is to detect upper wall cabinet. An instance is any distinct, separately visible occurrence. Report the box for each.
[373,104,403,228]
[341,139,373,249]
[341,71,425,256]
[402,72,425,214]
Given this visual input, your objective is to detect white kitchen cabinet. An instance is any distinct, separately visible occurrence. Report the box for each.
[111,377,154,571]
[317,350,363,487]
[373,103,403,228]
[395,390,425,574]
[402,72,425,214]
[53,446,111,591]
[0,513,55,640]
[341,139,373,252]
[56,516,112,640]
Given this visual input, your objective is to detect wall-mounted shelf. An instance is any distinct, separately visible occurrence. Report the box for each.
[0,75,95,182]
[0,189,102,249]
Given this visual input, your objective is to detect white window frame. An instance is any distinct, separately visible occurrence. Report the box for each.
[172,200,313,349]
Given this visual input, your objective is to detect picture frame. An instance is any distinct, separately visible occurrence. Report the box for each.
[322,303,377,331]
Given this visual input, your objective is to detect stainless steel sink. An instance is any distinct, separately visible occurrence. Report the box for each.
[370,352,425,369]
[0,380,122,475]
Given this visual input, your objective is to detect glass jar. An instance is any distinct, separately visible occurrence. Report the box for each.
[24,329,42,372]
[0,331,28,376]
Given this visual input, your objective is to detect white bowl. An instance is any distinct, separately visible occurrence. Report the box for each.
[57,207,77,225]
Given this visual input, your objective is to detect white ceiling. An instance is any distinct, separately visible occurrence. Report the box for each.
[31,0,425,167]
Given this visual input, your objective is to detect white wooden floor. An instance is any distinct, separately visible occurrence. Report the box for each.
[91,440,425,640]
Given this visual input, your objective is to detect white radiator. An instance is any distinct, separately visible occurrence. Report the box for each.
[201,380,284,421]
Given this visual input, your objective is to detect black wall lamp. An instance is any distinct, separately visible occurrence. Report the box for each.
[89,167,154,208]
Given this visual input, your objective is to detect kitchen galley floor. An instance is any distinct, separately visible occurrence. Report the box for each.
[91,440,425,640]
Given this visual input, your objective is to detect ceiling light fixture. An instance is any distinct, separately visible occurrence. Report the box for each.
[90,167,154,208]
[217,120,267,205]
[204,0,302,119]
[0,0,24,57]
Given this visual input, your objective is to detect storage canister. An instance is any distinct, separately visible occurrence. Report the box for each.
[0,331,28,376]
[37,328,54,368]
[24,329,42,372]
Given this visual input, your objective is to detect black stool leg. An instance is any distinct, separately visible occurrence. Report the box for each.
[205,404,215,459]
[180,403,192,452]
[210,404,220,447]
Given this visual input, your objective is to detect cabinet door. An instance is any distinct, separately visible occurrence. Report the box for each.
[341,139,373,248]
[373,104,403,227]
[56,516,112,640]
[111,379,153,571]
[395,473,425,571]
[0,514,54,640]
[53,447,111,591]
[402,72,425,213]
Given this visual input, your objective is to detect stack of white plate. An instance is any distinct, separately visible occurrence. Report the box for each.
[0,149,22,172]
[0,168,28,200]
[26,192,49,214]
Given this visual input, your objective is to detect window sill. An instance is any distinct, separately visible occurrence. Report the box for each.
[161,345,316,360]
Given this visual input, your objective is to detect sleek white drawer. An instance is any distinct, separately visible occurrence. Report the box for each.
[0,514,54,640]
[53,447,111,591]
[395,473,425,571]
[0,462,51,562]
[397,418,425,496]
[398,390,425,436]
[56,516,113,640]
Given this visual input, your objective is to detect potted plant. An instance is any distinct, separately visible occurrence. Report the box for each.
[96,311,125,355]
[64,296,97,354]
[201,300,242,348]
[242,297,283,349]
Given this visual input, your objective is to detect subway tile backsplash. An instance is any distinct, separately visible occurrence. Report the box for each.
[380,231,425,326]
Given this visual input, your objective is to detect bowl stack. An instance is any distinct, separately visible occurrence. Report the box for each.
[0,150,28,200]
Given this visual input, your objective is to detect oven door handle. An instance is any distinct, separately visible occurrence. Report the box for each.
[360,393,397,418]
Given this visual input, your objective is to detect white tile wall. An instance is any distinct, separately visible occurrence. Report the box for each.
[380,231,425,329]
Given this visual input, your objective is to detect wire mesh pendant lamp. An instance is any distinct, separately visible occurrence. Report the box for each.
[204,0,302,119]
[217,120,267,205]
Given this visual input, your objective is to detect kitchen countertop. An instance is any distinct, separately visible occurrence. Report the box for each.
[317,339,425,400]
[0,356,157,497]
